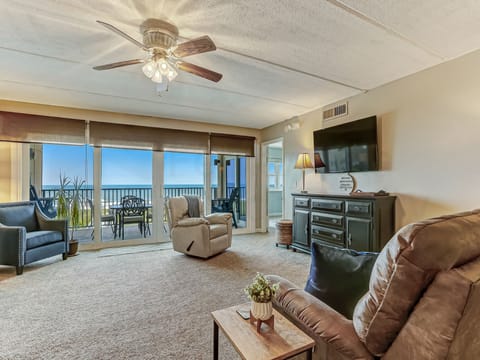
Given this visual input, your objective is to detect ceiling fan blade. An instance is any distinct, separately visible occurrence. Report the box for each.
[93,59,144,71]
[173,36,216,58]
[97,20,148,51]
[177,61,223,82]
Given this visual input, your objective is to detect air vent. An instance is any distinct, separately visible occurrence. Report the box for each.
[323,102,348,121]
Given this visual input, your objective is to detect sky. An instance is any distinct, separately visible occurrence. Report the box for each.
[42,144,240,186]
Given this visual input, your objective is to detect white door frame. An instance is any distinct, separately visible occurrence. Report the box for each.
[233,155,256,234]
[260,137,284,233]
[81,147,167,251]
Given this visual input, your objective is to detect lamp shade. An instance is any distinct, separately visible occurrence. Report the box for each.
[314,153,326,168]
[294,153,314,169]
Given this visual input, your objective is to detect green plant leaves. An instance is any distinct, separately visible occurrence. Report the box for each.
[244,273,279,303]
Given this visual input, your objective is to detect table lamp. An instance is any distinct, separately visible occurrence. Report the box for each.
[294,153,314,193]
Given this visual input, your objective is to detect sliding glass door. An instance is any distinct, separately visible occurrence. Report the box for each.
[39,144,93,243]
[36,145,254,248]
[211,155,248,229]
[101,148,153,242]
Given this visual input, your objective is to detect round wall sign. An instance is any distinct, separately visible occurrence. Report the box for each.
[339,173,357,193]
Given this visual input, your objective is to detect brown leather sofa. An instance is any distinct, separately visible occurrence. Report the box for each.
[268,209,480,359]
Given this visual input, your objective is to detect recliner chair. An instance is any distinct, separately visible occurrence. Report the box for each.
[268,209,480,359]
[166,196,232,258]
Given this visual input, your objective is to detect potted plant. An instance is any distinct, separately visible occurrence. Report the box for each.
[244,273,279,321]
[68,176,85,256]
[56,172,70,220]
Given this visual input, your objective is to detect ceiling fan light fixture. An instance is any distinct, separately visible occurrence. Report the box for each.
[93,19,223,87]
[142,60,156,78]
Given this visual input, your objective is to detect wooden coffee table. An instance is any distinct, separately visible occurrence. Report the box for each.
[211,303,314,360]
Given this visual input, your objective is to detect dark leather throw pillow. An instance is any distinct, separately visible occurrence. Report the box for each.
[305,241,378,319]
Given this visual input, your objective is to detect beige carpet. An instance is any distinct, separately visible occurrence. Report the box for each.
[0,233,310,360]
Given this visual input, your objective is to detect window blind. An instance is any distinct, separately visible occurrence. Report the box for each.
[89,121,210,153]
[209,133,256,157]
[0,112,256,157]
[0,111,86,144]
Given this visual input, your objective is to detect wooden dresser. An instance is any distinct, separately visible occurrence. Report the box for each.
[292,193,396,254]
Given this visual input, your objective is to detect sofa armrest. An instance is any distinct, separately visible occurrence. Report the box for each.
[177,218,209,227]
[267,275,373,360]
[35,207,68,241]
[0,225,27,266]
[205,213,232,225]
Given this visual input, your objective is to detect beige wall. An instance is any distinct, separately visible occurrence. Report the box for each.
[0,143,12,202]
[261,49,480,229]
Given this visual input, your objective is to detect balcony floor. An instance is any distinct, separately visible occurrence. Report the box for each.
[75,223,156,243]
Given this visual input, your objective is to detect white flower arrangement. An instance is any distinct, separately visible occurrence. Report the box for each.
[244,273,279,303]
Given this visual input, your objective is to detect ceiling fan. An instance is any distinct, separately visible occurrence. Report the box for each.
[93,18,223,87]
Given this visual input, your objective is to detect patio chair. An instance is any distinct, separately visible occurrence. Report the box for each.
[119,196,147,240]
[29,185,57,218]
[86,199,115,239]
[211,187,240,228]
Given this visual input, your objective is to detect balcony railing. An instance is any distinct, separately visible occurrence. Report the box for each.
[42,185,246,228]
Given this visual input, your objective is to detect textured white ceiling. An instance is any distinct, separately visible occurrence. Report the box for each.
[1,0,480,129]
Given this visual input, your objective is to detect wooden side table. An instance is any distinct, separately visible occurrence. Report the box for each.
[276,220,293,249]
[212,303,314,360]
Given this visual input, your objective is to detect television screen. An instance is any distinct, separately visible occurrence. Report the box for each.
[313,116,378,173]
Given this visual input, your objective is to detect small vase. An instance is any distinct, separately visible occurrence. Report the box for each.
[251,301,273,320]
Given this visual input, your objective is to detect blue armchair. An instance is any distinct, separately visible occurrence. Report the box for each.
[0,201,68,275]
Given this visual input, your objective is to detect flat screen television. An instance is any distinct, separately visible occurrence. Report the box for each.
[313,116,378,173]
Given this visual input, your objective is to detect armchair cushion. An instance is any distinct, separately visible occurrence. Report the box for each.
[0,204,38,232]
[305,242,377,319]
[26,231,63,249]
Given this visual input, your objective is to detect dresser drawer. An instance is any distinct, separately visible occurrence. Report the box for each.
[311,198,344,212]
[311,225,344,246]
[294,197,310,208]
[311,212,344,228]
[346,201,372,217]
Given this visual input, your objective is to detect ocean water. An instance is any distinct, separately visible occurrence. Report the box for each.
[41,184,244,206]
[43,184,208,190]
[42,184,220,204]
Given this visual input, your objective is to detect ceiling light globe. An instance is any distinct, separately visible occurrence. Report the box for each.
[151,69,163,83]
[167,68,178,82]
[159,59,169,75]
[142,61,156,78]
